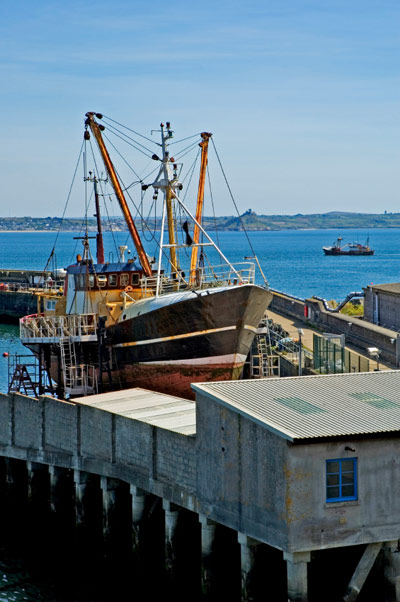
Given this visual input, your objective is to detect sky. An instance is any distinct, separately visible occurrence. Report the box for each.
[0,0,399,217]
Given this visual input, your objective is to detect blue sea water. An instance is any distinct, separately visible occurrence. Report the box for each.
[0,227,398,300]
[0,227,398,393]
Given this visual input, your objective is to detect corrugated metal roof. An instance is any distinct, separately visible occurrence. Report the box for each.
[73,388,196,435]
[192,371,400,441]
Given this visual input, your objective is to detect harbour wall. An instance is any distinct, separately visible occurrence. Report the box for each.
[0,290,38,322]
[269,290,400,366]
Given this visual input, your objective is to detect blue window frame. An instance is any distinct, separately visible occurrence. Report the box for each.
[326,458,357,502]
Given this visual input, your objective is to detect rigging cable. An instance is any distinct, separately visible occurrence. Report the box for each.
[168,132,202,146]
[101,114,158,146]
[43,139,85,275]
[211,138,259,268]
[88,139,120,261]
[102,122,155,158]
[206,163,220,248]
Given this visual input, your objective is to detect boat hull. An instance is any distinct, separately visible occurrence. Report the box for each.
[323,248,374,256]
[27,284,272,399]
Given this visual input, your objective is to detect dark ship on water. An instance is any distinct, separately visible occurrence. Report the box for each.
[19,112,272,400]
[322,236,374,256]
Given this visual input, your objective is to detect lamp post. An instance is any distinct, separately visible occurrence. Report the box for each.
[367,347,380,371]
[297,328,304,376]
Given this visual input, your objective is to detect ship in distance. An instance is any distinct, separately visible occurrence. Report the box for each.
[322,236,374,256]
[20,112,272,400]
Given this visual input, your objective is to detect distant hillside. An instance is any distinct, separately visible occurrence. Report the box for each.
[204,210,400,231]
[1,211,400,231]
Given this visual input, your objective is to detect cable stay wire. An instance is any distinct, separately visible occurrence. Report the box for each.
[102,120,156,157]
[88,140,121,260]
[173,139,202,161]
[43,138,85,275]
[206,163,220,248]
[168,132,202,146]
[103,133,144,182]
[211,137,259,263]
[102,126,154,161]
[101,114,159,147]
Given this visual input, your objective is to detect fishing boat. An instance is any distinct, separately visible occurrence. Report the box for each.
[19,112,272,399]
[322,236,374,256]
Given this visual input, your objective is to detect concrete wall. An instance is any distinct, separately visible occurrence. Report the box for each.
[195,392,289,550]
[0,392,196,511]
[4,388,400,561]
[269,290,400,365]
[306,298,400,365]
[287,438,400,553]
[0,290,37,322]
[364,286,400,331]
[270,290,305,320]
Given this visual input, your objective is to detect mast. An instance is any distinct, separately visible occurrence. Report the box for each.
[84,112,152,277]
[84,172,105,264]
[161,123,179,275]
[189,132,212,284]
[94,178,105,264]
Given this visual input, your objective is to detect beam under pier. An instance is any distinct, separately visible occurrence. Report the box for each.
[343,542,383,602]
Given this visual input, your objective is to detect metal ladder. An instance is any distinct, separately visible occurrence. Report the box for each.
[59,337,97,397]
[8,363,39,397]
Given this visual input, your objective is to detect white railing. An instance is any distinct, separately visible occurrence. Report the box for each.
[20,313,97,342]
[65,364,98,396]
[140,262,256,296]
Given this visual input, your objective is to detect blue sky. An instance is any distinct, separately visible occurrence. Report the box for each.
[0,0,398,217]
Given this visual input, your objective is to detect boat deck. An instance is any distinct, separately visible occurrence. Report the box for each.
[71,387,196,435]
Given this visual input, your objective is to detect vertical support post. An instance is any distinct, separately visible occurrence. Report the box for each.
[74,469,91,527]
[163,500,180,585]
[238,533,258,602]
[131,485,146,559]
[100,476,118,550]
[384,540,400,602]
[284,551,311,602]
[199,514,216,597]
[48,465,63,514]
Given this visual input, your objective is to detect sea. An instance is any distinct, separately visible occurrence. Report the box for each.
[0,226,399,600]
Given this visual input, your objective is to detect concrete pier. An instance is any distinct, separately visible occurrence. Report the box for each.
[284,551,311,602]
[200,515,217,597]
[384,541,400,602]
[163,499,180,586]
[239,533,258,601]
[1,377,400,600]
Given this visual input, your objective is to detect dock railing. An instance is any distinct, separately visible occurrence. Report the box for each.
[20,313,98,343]
[141,262,256,296]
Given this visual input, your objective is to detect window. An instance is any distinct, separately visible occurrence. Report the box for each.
[120,274,129,287]
[88,274,95,288]
[46,300,56,311]
[97,275,107,287]
[326,458,357,502]
[131,273,139,286]
[109,274,117,287]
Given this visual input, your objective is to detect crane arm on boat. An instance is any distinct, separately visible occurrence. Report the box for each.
[84,112,153,278]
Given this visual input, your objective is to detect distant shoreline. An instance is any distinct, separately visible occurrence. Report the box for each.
[1,226,400,234]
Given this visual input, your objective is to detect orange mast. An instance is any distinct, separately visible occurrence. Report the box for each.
[84,112,152,277]
[189,132,212,285]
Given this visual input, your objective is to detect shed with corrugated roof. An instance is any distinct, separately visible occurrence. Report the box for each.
[192,372,400,600]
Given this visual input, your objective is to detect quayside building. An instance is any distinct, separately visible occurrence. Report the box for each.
[1,371,400,600]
